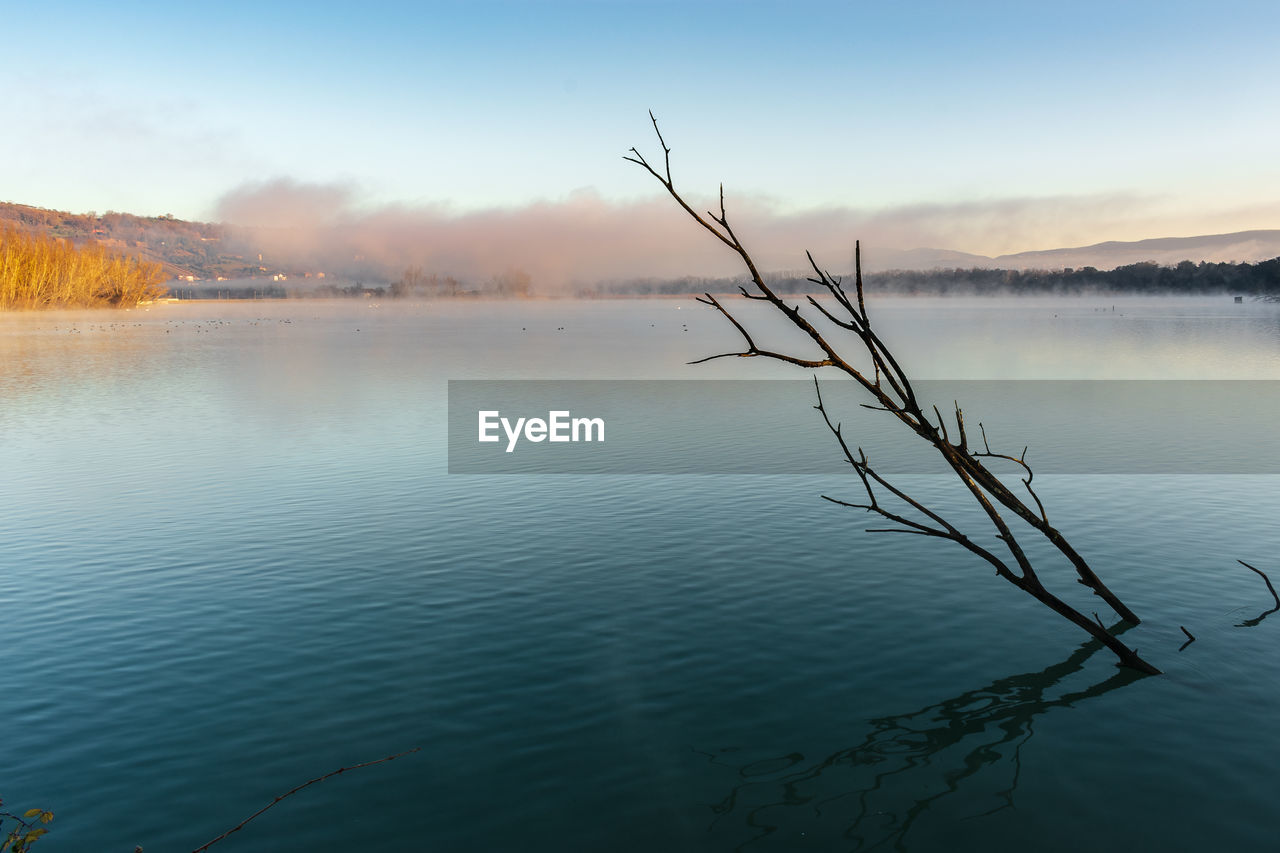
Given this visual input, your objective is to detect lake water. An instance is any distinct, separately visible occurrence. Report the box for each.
[2,295,1280,851]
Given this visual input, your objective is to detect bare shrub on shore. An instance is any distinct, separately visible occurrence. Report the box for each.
[0,227,167,309]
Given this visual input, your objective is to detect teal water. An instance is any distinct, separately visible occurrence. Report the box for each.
[2,297,1279,851]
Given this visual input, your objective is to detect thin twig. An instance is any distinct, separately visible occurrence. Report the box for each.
[974,422,1047,523]
[190,748,421,852]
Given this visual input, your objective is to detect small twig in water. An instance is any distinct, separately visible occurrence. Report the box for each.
[189,748,421,852]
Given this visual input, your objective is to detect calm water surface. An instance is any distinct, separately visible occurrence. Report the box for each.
[2,296,1279,851]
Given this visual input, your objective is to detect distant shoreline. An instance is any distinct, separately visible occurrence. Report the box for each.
[4,286,1274,313]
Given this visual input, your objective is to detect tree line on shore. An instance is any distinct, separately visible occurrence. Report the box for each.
[390,266,531,298]
[338,257,1280,299]
[0,227,167,309]
[584,257,1280,297]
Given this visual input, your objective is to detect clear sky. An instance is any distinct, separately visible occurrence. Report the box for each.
[3,0,1279,259]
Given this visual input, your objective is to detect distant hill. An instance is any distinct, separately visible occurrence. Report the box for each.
[872,230,1280,273]
[868,247,993,272]
[0,202,278,281]
[993,230,1280,271]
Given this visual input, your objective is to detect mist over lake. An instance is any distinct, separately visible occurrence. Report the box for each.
[3,295,1280,851]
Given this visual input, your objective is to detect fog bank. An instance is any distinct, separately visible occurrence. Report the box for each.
[215,178,1277,293]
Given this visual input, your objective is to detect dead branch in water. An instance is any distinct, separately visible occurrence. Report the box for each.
[627,113,1158,673]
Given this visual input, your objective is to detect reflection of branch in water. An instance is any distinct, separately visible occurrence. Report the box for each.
[696,625,1144,852]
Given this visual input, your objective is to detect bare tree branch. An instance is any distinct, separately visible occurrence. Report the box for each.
[627,114,1159,674]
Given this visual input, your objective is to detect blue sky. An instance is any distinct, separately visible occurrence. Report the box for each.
[3,0,1278,258]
